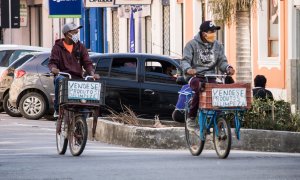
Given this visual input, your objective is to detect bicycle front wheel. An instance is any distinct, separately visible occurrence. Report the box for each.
[69,115,88,156]
[213,117,232,159]
[56,110,68,155]
[185,112,205,156]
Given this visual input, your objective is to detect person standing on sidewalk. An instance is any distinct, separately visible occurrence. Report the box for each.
[180,20,235,134]
[48,22,100,117]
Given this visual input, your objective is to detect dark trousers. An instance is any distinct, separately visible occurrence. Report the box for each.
[188,77,216,118]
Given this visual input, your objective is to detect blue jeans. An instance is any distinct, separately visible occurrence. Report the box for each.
[54,75,65,112]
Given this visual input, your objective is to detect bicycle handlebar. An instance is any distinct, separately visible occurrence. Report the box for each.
[58,72,72,79]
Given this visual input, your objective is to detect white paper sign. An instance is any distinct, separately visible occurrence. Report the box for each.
[68,81,101,100]
[212,88,247,107]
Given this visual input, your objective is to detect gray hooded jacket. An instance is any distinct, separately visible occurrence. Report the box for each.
[181,33,230,80]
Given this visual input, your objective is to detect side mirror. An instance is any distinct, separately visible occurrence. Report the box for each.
[176,76,187,85]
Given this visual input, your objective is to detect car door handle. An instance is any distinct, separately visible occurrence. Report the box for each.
[144,89,155,95]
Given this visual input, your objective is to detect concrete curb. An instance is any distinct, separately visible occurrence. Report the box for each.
[87,118,300,153]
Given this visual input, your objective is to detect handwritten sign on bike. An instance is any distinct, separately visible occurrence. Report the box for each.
[67,81,101,100]
[212,88,247,107]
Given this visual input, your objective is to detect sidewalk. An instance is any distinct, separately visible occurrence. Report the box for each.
[87,118,300,153]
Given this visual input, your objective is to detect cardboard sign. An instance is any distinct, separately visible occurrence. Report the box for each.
[212,88,247,107]
[68,81,101,100]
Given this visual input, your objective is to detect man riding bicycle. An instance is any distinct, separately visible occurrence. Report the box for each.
[48,22,100,117]
[181,20,235,135]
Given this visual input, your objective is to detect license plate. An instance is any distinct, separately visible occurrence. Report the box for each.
[67,81,101,100]
[212,88,247,107]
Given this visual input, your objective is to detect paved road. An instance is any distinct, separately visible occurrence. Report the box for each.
[0,114,300,180]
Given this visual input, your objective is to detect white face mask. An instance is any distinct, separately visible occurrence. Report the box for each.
[69,33,79,43]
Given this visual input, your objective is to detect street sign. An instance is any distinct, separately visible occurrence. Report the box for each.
[0,0,20,28]
[49,0,82,18]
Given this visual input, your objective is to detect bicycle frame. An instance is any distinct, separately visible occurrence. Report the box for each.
[198,108,244,141]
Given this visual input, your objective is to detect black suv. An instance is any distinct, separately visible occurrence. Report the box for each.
[95,53,182,119]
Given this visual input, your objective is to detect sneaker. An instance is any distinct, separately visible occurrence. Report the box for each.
[53,111,59,118]
[186,117,200,136]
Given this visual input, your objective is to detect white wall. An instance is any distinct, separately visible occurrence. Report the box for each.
[106,8,113,53]
[193,0,202,35]
[170,1,183,57]
[151,0,163,54]
[119,18,128,53]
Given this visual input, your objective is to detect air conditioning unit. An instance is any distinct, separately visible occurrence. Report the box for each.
[295,0,300,9]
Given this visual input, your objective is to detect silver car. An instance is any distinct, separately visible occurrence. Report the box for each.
[9,52,102,120]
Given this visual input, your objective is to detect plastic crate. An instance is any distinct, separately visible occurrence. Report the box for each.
[59,78,104,105]
[199,83,251,110]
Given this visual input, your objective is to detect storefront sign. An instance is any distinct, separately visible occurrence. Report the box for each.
[49,0,81,18]
[85,0,115,7]
[212,88,247,107]
[20,0,28,26]
[115,0,152,5]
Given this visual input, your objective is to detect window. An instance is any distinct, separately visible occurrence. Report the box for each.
[11,54,34,69]
[0,51,6,63]
[268,0,279,57]
[96,58,111,77]
[41,58,50,67]
[145,59,177,84]
[110,58,137,80]
[8,50,32,66]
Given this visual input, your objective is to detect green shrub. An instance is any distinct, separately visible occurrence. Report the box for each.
[243,99,300,132]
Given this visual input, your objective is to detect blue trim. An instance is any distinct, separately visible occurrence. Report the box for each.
[103,8,108,53]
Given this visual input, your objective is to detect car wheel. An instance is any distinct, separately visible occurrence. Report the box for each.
[3,93,22,117]
[19,92,47,120]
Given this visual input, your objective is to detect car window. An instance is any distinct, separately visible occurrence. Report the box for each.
[8,50,33,66]
[41,58,50,67]
[0,51,6,63]
[10,54,34,69]
[145,59,177,84]
[90,56,100,68]
[96,58,111,77]
[110,58,137,80]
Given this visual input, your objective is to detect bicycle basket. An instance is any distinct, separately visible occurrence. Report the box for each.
[59,78,104,105]
[199,83,251,110]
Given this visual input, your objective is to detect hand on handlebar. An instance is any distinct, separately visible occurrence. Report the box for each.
[227,67,235,76]
[187,68,197,75]
[51,67,60,75]
[93,74,100,80]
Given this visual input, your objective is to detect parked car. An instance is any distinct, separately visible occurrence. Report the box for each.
[0,44,50,71]
[9,52,102,120]
[95,53,183,119]
[0,54,35,117]
[0,45,50,112]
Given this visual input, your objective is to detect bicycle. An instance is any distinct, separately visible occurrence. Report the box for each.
[53,72,103,156]
[183,73,251,158]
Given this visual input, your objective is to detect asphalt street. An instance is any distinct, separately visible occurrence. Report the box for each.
[0,113,300,180]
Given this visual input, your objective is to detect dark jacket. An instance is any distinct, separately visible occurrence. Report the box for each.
[253,87,274,100]
[48,39,94,79]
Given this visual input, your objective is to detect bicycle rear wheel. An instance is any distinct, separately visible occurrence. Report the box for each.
[56,110,68,155]
[213,117,232,159]
[185,112,205,156]
[69,114,88,156]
